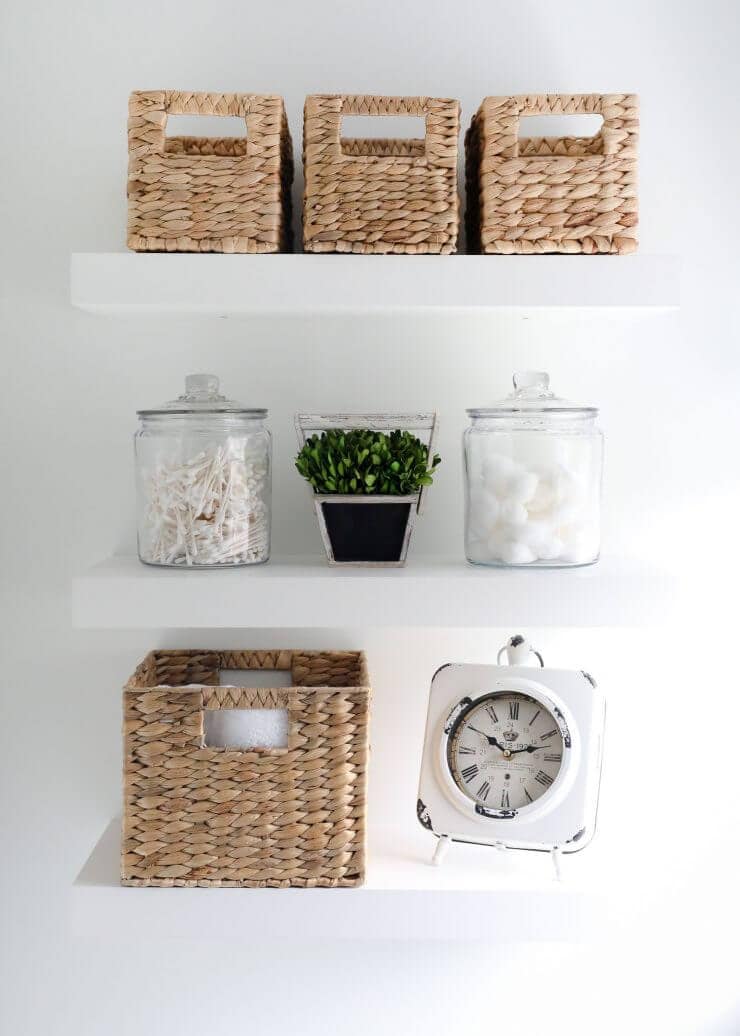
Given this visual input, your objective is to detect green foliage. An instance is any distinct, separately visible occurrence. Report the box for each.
[295,428,441,496]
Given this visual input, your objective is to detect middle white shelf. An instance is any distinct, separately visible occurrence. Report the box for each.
[73,554,674,628]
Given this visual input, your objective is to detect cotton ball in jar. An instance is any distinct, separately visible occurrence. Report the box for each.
[481,453,520,496]
[526,468,558,515]
[498,499,528,525]
[537,536,566,562]
[485,526,509,560]
[517,519,554,553]
[505,468,539,504]
[559,522,600,564]
[499,540,537,565]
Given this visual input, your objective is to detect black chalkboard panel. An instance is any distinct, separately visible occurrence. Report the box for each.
[321,502,412,563]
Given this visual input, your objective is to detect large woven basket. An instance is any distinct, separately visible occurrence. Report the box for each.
[127,91,293,253]
[466,94,638,254]
[303,94,460,254]
[122,649,370,887]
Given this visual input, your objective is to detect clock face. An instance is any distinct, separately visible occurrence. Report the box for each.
[447,691,565,812]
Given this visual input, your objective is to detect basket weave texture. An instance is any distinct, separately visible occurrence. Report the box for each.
[127,91,293,253]
[466,94,638,254]
[303,94,460,254]
[122,649,370,887]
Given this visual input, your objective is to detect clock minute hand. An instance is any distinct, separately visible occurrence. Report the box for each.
[468,726,506,751]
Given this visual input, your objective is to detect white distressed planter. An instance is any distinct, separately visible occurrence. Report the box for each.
[295,413,438,568]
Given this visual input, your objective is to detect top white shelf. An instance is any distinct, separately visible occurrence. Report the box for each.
[73,554,676,629]
[70,253,680,314]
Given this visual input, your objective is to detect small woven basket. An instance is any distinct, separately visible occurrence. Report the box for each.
[122,649,370,887]
[466,94,638,254]
[303,94,460,254]
[127,91,293,253]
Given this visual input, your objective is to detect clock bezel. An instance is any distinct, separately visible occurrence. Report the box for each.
[436,677,579,825]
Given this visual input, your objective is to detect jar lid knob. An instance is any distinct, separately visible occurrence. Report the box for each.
[183,373,222,401]
[512,371,550,397]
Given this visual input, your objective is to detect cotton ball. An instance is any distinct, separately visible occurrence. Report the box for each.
[551,501,582,527]
[482,453,520,495]
[526,471,558,515]
[553,466,586,506]
[485,527,509,560]
[506,469,539,504]
[559,523,599,564]
[559,542,597,565]
[498,499,528,525]
[499,540,537,565]
[517,520,554,553]
[537,536,565,562]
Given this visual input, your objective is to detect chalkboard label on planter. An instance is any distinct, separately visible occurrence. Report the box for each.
[321,501,412,563]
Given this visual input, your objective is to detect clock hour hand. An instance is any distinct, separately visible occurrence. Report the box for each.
[467,726,506,751]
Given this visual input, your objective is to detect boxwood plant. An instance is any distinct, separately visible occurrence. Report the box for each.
[295,428,441,495]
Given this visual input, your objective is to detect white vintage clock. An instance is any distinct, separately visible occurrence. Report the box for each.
[416,635,605,875]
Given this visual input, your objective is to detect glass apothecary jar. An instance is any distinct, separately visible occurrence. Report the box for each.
[135,374,271,567]
[464,372,603,567]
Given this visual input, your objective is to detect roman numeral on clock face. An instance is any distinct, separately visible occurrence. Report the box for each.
[501,789,510,808]
[543,753,562,763]
[461,764,479,783]
[486,705,499,723]
[458,745,476,755]
[529,709,541,725]
[541,729,558,741]
[476,780,491,802]
[524,788,533,803]
[535,770,554,787]
[509,701,520,720]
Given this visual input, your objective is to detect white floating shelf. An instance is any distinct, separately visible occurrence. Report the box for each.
[70,253,679,314]
[72,820,602,942]
[72,554,675,629]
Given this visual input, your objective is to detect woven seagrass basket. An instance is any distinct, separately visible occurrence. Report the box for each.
[303,94,460,254]
[122,649,370,887]
[466,94,638,254]
[127,91,293,253]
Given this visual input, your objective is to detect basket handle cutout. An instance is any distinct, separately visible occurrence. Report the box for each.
[203,706,289,750]
[164,113,247,140]
[333,96,433,160]
[340,114,427,157]
[131,92,256,157]
[490,94,637,159]
[219,668,293,688]
[517,113,603,142]
[202,672,293,750]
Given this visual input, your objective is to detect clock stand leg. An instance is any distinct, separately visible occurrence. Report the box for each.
[432,834,452,866]
[550,846,562,882]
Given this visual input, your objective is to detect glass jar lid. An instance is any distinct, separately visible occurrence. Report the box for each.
[467,371,597,418]
[137,374,267,418]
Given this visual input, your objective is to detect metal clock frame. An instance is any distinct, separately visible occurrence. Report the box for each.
[436,676,580,826]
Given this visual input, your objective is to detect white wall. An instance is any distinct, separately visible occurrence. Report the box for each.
[1,1,739,1033]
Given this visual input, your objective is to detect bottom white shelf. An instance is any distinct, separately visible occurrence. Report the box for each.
[72,820,604,942]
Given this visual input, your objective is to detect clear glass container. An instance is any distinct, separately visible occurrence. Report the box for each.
[135,374,271,567]
[464,371,603,567]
